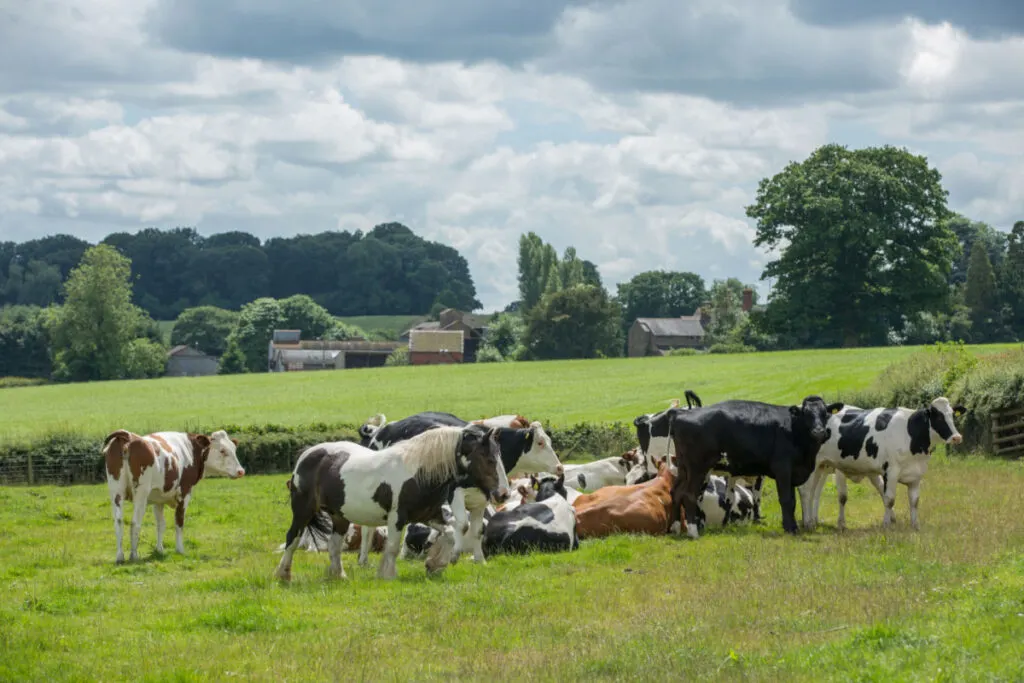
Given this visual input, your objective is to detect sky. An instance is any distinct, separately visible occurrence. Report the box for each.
[1,1,1023,311]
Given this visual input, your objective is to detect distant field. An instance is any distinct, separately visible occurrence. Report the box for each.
[1,452,1021,681]
[0,344,1017,443]
[337,315,429,335]
[156,320,175,344]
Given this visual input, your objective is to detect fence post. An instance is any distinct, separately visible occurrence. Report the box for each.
[27,452,34,486]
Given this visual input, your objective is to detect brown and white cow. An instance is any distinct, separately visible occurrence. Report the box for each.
[471,414,531,430]
[102,429,245,564]
[572,457,677,539]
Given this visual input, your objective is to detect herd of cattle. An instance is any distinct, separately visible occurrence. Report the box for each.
[100,390,967,580]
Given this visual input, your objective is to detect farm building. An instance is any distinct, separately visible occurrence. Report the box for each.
[165,345,220,377]
[401,308,490,363]
[267,330,402,372]
[627,315,707,357]
[408,329,464,365]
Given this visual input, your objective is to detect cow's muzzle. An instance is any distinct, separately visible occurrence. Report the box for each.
[491,487,510,504]
[948,434,963,446]
[555,464,564,475]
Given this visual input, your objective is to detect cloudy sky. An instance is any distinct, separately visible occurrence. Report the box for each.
[2,1,1022,310]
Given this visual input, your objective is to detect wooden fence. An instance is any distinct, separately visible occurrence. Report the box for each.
[992,406,1024,458]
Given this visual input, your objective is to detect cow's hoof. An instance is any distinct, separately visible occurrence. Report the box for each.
[115,555,125,565]
[669,521,682,535]
[274,569,292,582]
[685,523,700,539]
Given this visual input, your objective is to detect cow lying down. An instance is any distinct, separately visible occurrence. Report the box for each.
[483,472,579,556]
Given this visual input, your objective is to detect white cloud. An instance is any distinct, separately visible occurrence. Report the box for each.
[1,0,1023,311]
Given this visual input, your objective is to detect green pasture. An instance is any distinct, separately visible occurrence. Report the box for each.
[0,452,1021,681]
[0,344,1017,444]
[336,314,428,335]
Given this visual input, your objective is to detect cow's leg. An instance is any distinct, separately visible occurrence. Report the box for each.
[835,471,849,531]
[357,525,374,567]
[798,470,820,530]
[108,478,127,564]
[274,494,317,582]
[773,461,799,534]
[327,516,350,579]
[467,506,487,563]
[907,480,922,530]
[153,503,167,554]
[424,504,457,576]
[673,460,712,539]
[377,517,403,580]
[173,493,192,555]
[449,490,468,564]
[810,468,831,529]
[128,479,153,561]
[881,465,900,528]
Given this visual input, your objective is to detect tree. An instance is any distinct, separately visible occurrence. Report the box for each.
[1002,221,1024,336]
[0,305,52,378]
[170,306,239,357]
[47,244,158,382]
[964,241,998,340]
[121,338,168,379]
[559,247,585,290]
[480,312,524,360]
[946,214,1008,286]
[581,260,602,289]
[218,337,248,374]
[517,232,546,313]
[278,294,336,340]
[617,271,707,326]
[2,259,62,307]
[522,285,623,360]
[747,144,957,347]
[706,278,756,343]
[226,297,283,372]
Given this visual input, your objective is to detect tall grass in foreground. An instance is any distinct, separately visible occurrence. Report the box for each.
[1,453,1022,681]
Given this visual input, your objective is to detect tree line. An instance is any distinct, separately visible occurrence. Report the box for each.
[0,222,480,320]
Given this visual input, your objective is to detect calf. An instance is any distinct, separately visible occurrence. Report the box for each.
[668,395,842,538]
[573,458,676,539]
[483,473,579,556]
[562,450,642,491]
[103,429,245,563]
[799,397,965,531]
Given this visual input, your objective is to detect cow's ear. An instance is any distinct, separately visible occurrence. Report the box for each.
[517,484,530,498]
[789,406,801,419]
[827,402,844,415]
[231,438,238,446]
[953,405,967,417]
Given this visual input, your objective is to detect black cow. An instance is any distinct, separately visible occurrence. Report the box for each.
[668,395,843,538]
[360,411,465,448]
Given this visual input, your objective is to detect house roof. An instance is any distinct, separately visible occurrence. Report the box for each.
[167,345,215,358]
[272,329,302,344]
[635,316,706,338]
[275,349,342,365]
[405,312,491,337]
[295,340,401,352]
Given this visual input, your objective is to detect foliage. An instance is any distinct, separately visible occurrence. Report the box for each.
[479,312,524,360]
[964,240,999,339]
[945,213,1008,286]
[2,223,479,319]
[46,245,159,382]
[170,306,239,357]
[666,347,699,356]
[705,278,756,344]
[217,337,248,375]
[708,342,756,354]
[475,345,507,363]
[324,321,369,341]
[120,338,168,379]
[748,143,957,348]
[522,284,623,360]
[227,297,282,372]
[277,294,337,340]
[0,305,53,378]
[949,347,1024,452]
[384,346,409,367]
[0,376,48,389]
[616,270,707,327]
[1001,221,1024,336]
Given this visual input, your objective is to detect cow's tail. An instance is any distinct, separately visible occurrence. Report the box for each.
[684,390,702,409]
[102,430,133,459]
[283,468,334,551]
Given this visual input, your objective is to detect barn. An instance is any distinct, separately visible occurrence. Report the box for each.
[165,345,220,377]
[402,308,489,362]
[267,330,402,372]
[627,315,707,357]
[408,330,464,365]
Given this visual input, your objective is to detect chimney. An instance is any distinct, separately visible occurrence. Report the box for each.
[742,288,753,313]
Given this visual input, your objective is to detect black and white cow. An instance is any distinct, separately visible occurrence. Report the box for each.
[799,397,965,531]
[694,475,759,531]
[353,410,563,565]
[483,473,579,556]
[668,395,842,538]
[562,450,642,491]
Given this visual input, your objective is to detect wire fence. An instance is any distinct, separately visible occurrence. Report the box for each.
[0,454,105,487]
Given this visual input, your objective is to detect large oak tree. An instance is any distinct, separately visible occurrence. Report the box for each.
[746,144,958,347]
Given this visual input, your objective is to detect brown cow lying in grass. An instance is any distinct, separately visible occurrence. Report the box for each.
[572,456,677,539]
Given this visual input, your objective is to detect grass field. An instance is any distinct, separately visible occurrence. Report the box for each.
[337,314,429,335]
[0,343,1018,444]
[1,450,1021,681]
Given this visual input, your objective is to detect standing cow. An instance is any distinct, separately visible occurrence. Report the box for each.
[668,395,842,538]
[799,397,965,531]
[102,429,245,563]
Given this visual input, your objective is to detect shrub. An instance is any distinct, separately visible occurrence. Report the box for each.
[475,346,506,363]
[667,347,699,357]
[708,342,755,354]
[949,348,1024,452]
[385,346,409,367]
[0,377,49,389]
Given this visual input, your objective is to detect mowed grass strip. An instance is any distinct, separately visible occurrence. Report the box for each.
[0,452,1021,681]
[2,344,1017,442]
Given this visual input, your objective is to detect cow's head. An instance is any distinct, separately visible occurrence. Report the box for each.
[516,421,564,475]
[790,396,842,445]
[204,430,245,478]
[458,424,510,505]
[927,397,965,446]
[619,448,642,470]
[534,472,569,502]
[358,414,386,447]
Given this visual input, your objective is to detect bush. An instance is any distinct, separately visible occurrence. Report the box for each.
[667,347,699,357]
[385,346,409,367]
[0,377,49,389]
[121,338,168,379]
[949,348,1024,453]
[708,342,755,354]
[475,346,506,363]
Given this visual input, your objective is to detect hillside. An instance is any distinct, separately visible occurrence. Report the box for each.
[1,343,1017,443]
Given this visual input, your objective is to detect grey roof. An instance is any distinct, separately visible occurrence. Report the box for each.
[272,329,302,343]
[276,349,342,364]
[636,317,705,338]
